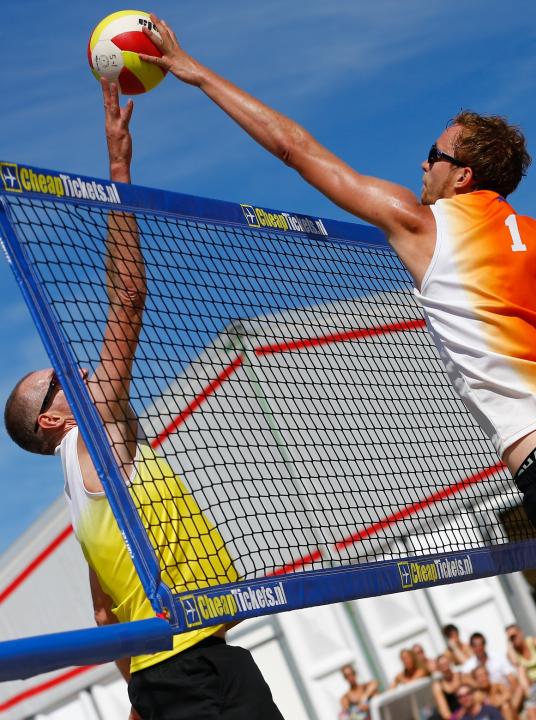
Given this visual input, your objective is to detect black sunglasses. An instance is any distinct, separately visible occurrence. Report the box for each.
[428,144,465,168]
[34,372,59,433]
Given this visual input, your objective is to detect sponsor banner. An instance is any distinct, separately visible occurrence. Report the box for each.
[398,554,474,590]
[0,161,121,205]
[180,581,288,628]
[241,203,328,236]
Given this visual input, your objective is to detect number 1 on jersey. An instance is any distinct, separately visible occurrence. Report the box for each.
[505,214,527,252]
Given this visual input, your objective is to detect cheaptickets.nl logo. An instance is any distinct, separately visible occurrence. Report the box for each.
[241,203,328,236]
[181,582,288,629]
[398,555,474,590]
[0,162,121,204]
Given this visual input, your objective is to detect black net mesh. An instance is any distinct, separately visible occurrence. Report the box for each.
[4,196,530,591]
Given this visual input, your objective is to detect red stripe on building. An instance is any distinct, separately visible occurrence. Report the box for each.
[0,525,73,606]
[154,318,426,445]
[265,462,506,575]
[255,319,426,356]
[151,354,245,449]
[0,665,96,713]
[334,462,505,552]
[268,549,325,576]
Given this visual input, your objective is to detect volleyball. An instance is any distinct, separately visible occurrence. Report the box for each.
[88,10,166,95]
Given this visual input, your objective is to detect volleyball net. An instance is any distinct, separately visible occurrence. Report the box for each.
[0,161,534,679]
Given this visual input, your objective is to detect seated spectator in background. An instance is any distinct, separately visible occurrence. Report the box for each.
[462,633,518,687]
[471,666,517,720]
[443,624,473,667]
[391,648,430,688]
[339,664,379,720]
[413,643,437,674]
[432,654,463,720]
[456,684,504,720]
[506,624,536,720]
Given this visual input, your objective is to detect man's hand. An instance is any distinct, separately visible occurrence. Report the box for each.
[139,14,203,86]
[101,78,134,182]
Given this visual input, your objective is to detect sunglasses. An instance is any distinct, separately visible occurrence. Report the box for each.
[428,144,465,168]
[34,372,59,433]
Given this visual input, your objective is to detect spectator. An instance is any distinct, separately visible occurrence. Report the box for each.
[462,634,517,687]
[339,664,378,720]
[432,654,463,720]
[391,648,430,688]
[413,643,437,674]
[471,666,517,720]
[455,684,504,720]
[443,624,473,667]
[505,624,536,720]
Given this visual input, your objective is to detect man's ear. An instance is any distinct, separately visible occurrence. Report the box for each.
[37,412,65,431]
[455,166,474,192]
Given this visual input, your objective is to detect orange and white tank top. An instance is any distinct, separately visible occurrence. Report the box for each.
[414,190,536,457]
[56,426,239,672]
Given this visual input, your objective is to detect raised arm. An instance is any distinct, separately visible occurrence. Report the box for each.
[92,79,146,412]
[140,14,434,278]
[79,80,146,486]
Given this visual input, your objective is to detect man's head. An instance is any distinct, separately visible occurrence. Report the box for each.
[442,623,460,642]
[456,684,477,712]
[341,664,357,687]
[469,632,487,660]
[421,111,530,205]
[4,368,78,455]
[506,623,525,651]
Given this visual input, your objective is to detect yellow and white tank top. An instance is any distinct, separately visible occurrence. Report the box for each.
[56,426,239,672]
[414,190,536,457]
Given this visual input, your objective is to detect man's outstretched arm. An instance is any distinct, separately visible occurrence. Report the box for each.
[79,80,146,486]
[140,14,434,278]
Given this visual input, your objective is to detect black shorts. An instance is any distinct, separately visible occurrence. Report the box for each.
[128,636,285,720]
[514,446,536,529]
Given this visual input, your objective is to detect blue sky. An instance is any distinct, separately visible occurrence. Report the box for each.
[1,1,536,553]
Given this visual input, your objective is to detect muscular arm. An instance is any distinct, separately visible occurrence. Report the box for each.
[89,568,132,681]
[141,16,434,282]
[79,80,145,486]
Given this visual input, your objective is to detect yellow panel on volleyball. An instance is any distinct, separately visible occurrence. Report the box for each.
[88,10,167,95]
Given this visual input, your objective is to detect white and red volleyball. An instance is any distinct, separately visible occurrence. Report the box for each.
[88,10,167,95]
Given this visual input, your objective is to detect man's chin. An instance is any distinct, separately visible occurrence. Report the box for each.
[420,189,433,206]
